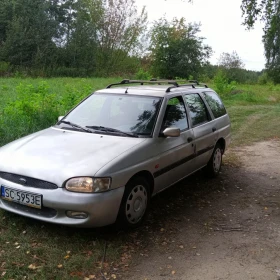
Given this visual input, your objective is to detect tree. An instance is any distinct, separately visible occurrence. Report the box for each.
[218,51,245,69]
[217,51,246,82]
[0,0,61,68]
[0,0,147,76]
[88,0,147,75]
[241,0,280,83]
[55,0,99,74]
[149,17,212,79]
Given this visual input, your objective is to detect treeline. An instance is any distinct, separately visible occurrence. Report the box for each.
[0,0,147,76]
[0,0,262,83]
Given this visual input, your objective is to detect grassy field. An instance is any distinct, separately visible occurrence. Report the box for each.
[0,78,280,279]
[221,84,280,146]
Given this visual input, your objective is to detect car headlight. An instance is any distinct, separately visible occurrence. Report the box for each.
[65,177,111,193]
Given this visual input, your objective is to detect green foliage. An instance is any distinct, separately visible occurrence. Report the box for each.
[1,77,280,149]
[218,51,245,69]
[60,82,92,113]
[0,0,147,77]
[200,63,261,84]
[216,51,260,84]
[93,0,147,75]
[135,68,152,80]
[0,82,60,144]
[258,72,270,85]
[241,0,280,83]
[0,80,92,145]
[0,77,122,146]
[46,67,89,78]
[149,17,212,79]
[213,71,237,94]
[0,61,10,75]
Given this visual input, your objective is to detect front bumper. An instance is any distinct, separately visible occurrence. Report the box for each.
[0,178,125,227]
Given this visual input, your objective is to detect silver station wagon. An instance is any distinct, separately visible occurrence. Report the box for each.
[0,79,231,228]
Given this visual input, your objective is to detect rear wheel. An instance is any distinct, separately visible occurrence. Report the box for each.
[117,177,150,228]
[205,143,223,177]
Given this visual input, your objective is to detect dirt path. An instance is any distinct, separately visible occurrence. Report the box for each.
[121,141,280,280]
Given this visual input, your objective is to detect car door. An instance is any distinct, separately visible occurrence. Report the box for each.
[184,93,216,170]
[153,95,196,193]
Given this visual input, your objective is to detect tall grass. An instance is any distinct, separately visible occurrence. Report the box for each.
[0,78,120,146]
[1,78,280,147]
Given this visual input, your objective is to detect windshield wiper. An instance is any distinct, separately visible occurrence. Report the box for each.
[59,120,93,133]
[86,126,138,138]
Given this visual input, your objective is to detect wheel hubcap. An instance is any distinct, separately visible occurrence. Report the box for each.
[213,148,222,173]
[126,185,147,224]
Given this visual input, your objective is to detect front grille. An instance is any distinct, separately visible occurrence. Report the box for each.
[0,172,58,190]
[2,199,57,218]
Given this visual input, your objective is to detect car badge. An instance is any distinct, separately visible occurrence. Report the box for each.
[19,178,27,185]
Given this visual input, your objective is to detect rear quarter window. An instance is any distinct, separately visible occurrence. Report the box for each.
[203,91,227,118]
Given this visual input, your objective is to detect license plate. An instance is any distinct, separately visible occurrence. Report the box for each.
[1,185,42,209]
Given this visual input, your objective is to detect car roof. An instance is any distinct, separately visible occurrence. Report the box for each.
[95,82,214,98]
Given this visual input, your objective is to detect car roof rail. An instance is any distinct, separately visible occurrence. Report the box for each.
[166,81,208,92]
[188,80,208,88]
[106,79,208,91]
[166,84,196,93]
[149,79,208,89]
[106,79,179,88]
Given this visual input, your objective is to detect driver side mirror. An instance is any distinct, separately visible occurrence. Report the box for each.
[58,116,64,122]
[162,127,180,137]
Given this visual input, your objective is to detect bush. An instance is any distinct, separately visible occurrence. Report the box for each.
[49,67,89,77]
[0,61,10,76]
[135,68,152,80]
[0,79,95,146]
[59,83,92,114]
[258,72,269,85]
[213,71,237,94]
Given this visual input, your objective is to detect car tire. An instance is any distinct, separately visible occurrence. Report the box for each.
[205,143,223,178]
[117,177,150,229]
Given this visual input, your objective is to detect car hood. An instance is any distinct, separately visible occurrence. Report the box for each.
[0,128,146,187]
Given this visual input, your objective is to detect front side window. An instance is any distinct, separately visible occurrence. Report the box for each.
[203,91,227,118]
[59,93,162,137]
[161,96,188,132]
[184,93,209,126]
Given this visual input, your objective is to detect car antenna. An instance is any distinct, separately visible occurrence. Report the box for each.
[125,88,128,94]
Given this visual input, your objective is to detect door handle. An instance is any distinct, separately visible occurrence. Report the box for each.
[187,137,193,143]
[212,127,217,132]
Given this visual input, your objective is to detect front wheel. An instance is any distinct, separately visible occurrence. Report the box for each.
[205,143,223,178]
[117,177,150,228]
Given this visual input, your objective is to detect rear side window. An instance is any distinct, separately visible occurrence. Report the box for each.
[161,96,189,131]
[184,93,209,126]
[203,91,227,118]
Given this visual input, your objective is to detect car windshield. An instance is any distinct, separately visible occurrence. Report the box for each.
[59,93,162,137]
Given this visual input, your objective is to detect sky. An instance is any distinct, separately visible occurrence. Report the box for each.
[136,0,266,71]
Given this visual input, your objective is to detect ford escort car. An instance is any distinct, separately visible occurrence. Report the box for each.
[0,79,231,227]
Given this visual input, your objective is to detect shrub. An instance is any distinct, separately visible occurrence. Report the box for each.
[59,83,92,114]
[135,68,152,80]
[0,61,10,76]
[258,72,269,85]
[213,71,237,95]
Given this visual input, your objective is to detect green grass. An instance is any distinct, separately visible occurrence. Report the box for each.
[217,83,280,146]
[0,78,121,146]
[0,77,120,110]
[1,78,280,279]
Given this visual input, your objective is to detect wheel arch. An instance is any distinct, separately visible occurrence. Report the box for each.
[216,137,226,154]
[126,170,155,195]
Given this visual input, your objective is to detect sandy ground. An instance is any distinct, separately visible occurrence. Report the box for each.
[121,140,280,280]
